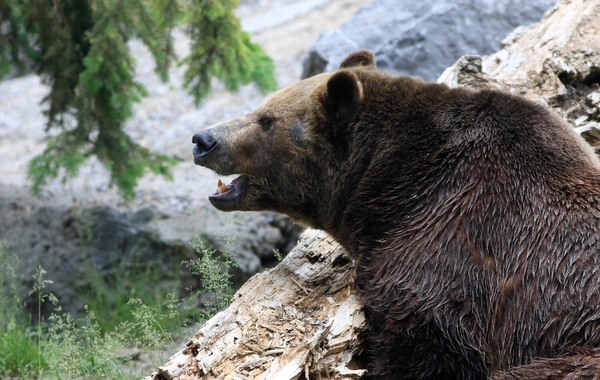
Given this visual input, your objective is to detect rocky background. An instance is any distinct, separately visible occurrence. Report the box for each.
[302,0,556,79]
[0,0,557,317]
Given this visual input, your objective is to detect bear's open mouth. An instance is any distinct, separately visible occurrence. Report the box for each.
[208,175,248,211]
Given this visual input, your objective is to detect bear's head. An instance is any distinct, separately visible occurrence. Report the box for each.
[192,50,379,230]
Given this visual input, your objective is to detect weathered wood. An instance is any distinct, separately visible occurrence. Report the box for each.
[146,0,600,378]
[145,230,366,380]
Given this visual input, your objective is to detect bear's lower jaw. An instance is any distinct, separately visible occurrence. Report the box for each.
[208,175,248,211]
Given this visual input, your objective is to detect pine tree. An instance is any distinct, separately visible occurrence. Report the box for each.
[0,0,277,200]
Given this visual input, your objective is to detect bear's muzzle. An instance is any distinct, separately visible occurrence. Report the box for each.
[192,131,218,164]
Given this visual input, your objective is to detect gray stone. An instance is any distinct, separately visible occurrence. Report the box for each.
[0,184,301,317]
[302,0,557,80]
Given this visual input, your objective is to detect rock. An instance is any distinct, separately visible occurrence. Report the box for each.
[0,183,302,317]
[302,0,557,80]
[145,206,303,274]
[437,54,507,91]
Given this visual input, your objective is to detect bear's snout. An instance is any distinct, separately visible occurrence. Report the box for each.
[192,125,241,176]
[192,131,218,159]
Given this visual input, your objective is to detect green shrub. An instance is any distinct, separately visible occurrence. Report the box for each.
[80,265,179,334]
[183,236,238,321]
[0,234,240,379]
[0,241,42,378]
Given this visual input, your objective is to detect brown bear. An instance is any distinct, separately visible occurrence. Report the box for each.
[192,50,600,379]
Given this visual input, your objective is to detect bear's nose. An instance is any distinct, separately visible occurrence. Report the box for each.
[192,131,218,155]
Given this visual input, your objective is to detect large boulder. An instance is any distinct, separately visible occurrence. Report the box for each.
[302,0,557,80]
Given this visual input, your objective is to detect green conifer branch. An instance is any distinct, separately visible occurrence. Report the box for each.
[0,0,277,200]
[183,0,277,105]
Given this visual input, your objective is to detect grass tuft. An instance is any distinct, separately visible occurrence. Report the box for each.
[0,234,240,379]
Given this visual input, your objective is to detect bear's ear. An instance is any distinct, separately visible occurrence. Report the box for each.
[339,50,376,69]
[325,70,363,123]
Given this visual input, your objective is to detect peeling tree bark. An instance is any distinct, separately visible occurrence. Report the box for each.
[146,0,600,378]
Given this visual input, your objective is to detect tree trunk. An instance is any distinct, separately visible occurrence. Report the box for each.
[145,0,600,378]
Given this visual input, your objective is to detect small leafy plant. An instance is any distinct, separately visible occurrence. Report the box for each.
[183,236,238,322]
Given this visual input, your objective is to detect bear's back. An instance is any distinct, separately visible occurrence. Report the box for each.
[348,74,600,374]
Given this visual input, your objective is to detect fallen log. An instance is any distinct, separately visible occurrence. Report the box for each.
[145,229,366,380]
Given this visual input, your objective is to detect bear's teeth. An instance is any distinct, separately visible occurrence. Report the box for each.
[217,179,228,194]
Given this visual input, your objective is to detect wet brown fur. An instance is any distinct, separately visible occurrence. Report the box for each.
[193,50,600,379]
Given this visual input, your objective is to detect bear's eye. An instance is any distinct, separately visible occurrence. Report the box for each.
[259,116,273,132]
